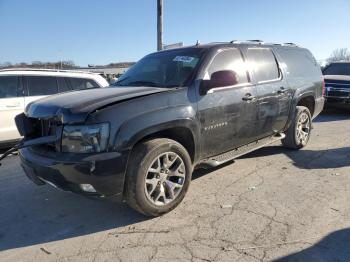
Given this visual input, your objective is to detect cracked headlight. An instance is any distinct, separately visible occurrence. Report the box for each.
[61,123,109,153]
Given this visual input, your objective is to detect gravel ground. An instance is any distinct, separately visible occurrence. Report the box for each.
[0,109,350,262]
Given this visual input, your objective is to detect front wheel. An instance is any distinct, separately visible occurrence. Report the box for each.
[126,138,192,216]
[282,106,312,149]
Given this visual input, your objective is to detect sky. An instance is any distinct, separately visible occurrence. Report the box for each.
[0,0,349,66]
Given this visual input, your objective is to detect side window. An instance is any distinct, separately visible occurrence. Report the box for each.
[68,78,99,90]
[0,76,18,98]
[277,49,321,78]
[57,77,71,93]
[246,48,279,82]
[26,76,58,96]
[207,48,249,85]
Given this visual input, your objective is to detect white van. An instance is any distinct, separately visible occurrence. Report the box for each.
[0,69,109,146]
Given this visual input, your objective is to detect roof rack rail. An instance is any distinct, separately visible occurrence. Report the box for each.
[282,42,298,47]
[230,39,264,44]
[0,68,98,74]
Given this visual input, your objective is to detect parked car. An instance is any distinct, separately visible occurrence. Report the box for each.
[7,41,324,216]
[0,69,109,147]
[323,62,350,108]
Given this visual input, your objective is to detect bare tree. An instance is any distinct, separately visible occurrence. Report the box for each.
[327,48,350,63]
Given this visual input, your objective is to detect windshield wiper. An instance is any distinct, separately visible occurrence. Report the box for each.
[126,81,161,87]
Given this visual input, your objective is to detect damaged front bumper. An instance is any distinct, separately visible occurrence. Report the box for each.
[0,113,129,199]
[19,146,129,198]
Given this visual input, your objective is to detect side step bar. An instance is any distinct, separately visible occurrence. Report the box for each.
[201,133,285,167]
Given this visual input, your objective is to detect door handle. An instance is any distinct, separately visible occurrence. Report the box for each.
[242,93,255,102]
[6,104,20,108]
[277,87,286,94]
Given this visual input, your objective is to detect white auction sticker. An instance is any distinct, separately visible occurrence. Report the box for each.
[173,56,194,63]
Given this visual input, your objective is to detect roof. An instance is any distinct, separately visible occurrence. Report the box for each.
[0,68,99,75]
[154,40,302,54]
[0,68,110,87]
[327,61,350,64]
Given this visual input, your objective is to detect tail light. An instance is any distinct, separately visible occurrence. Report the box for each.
[321,77,325,96]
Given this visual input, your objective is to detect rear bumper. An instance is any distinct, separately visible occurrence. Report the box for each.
[313,97,325,119]
[20,147,130,198]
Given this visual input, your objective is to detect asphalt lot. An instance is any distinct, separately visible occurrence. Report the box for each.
[1,108,350,262]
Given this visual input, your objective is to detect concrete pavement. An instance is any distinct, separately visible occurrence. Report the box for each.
[1,109,350,261]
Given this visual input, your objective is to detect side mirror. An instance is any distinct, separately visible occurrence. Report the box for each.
[200,70,238,95]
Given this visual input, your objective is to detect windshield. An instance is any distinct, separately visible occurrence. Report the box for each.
[323,63,350,76]
[113,48,204,88]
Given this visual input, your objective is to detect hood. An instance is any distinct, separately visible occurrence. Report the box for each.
[324,75,350,81]
[26,86,170,124]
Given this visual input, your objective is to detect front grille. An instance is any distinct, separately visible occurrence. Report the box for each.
[325,79,350,99]
[325,80,350,90]
[326,90,350,98]
[28,118,62,151]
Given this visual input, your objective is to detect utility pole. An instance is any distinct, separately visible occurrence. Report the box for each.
[157,0,163,51]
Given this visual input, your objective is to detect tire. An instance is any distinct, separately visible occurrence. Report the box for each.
[126,138,193,216]
[282,106,312,149]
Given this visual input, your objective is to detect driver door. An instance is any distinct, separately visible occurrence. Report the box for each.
[197,48,259,158]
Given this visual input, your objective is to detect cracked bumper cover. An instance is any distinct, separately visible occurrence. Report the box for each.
[20,147,130,198]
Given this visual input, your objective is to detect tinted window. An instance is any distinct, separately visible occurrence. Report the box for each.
[57,77,70,92]
[26,76,58,96]
[276,48,320,78]
[0,76,18,98]
[207,48,249,85]
[68,78,99,90]
[246,48,279,82]
[323,63,350,76]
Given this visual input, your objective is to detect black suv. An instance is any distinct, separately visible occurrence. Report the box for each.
[4,41,325,216]
[323,62,350,108]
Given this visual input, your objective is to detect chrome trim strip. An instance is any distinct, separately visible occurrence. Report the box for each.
[326,82,350,86]
[207,83,253,93]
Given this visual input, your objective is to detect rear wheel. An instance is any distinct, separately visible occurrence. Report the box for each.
[126,138,192,216]
[282,106,312,149]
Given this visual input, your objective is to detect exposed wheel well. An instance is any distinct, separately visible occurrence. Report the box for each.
[135,127,196,163]
[297,96,315,116]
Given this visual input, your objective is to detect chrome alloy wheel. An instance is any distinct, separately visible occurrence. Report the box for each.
[296,112,311,144]
[145,152,186,206]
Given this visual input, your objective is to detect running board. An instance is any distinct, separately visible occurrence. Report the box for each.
[201,133,285,167]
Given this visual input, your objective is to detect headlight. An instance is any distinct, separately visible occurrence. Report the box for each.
[61,123,109,153]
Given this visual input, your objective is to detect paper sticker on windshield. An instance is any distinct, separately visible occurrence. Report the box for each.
[173,56,195,63]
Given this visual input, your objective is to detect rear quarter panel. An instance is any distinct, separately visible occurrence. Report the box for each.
[273,46,323,124]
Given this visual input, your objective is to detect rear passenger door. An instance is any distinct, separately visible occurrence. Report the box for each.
[67,77,100,90]
[0,75,25,142]
[23,75,58,109]
[244,47,291,138]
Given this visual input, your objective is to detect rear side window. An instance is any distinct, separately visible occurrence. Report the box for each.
[57,77,71,92]
[26,76,58,96]
[246,48,279,82]
[0,76,18,98]
[207,48,249,85]
[68,78,99,90]
[275,48,320,78]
